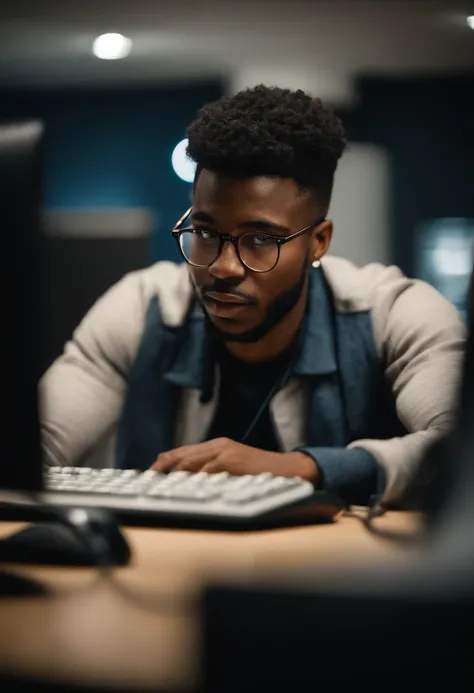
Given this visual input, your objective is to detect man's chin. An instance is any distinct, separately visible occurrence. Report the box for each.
[206,313,264,343]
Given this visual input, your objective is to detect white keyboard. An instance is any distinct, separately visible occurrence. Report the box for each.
[39,467,343,527]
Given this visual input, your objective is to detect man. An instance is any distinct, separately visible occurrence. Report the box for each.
[40,85,465,507]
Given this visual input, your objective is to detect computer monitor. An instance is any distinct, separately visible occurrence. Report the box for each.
[456,269,474,433]
[0,120,44,492]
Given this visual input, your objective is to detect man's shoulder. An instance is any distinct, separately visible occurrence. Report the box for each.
[322,255,465,356]
[64,261,193,378]
[322,255,412,313]
[120,260,190,294]
[114,260,193,326]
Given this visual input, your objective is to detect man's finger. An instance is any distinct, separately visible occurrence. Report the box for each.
[173,451,217,472]
[201,461,226,474]
[150,445,197,471]
[151,444,215,472]
[150,439,230,472]
[150,451,184,472]
[149,457,175,472]
[161,443,203,461]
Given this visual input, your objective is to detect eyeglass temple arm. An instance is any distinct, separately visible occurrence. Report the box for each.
[280,217,326,243]
[173,207,193,231]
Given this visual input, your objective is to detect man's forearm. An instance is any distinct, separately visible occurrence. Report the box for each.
[295,446,381,505]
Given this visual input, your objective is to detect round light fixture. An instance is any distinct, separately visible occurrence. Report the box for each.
[171,139,196,183]
[467,16,474,30]
[92,33,133,60]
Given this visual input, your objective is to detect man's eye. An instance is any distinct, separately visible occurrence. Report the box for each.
[253,234,273,246]
[194,228,214,240]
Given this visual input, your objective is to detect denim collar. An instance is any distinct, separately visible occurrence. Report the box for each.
[293,267,338,376]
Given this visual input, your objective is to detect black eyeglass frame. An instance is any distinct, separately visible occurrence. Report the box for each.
[171,206,326,273]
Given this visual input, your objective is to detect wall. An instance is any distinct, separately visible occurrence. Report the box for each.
[328,142,390,266]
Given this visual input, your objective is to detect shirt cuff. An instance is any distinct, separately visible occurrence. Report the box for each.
[295,446,385,506]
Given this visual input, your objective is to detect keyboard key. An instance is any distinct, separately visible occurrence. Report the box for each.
[97,469,116,477]
[54,483,83,492]
[146,489,167,497]
[165,488,219,502]
[165,471,191,484]
[141,470,161,480]
[88,485,121,495]
[231,475,254,489]
[182,472,208,485]
[115,487,140,496]
[222,489,261,504]
[192,489,220,501]
[251,473,274,485]
[207,472,230,486]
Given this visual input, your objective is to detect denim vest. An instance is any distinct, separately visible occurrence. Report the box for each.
[115,268,404,470]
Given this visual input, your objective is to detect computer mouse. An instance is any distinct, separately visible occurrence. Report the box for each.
[0,507,132,567]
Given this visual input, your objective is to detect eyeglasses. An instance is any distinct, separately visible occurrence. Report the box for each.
[171,207,325,273]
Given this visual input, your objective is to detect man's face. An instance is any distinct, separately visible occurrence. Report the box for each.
[190,169,331,342]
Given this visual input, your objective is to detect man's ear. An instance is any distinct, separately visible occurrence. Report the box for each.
[311,220,333,262]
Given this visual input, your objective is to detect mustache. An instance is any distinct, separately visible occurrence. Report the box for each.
[199,279,258,303]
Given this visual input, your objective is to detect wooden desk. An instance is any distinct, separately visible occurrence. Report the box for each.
[0,512,421,691]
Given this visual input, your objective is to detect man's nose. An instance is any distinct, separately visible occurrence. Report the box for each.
[208,239,246,280]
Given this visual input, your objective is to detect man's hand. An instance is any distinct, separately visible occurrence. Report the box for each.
[150,438,320,484]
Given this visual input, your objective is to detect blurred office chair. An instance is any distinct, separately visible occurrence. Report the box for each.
[42,208,152,468]
[42,208,153,374]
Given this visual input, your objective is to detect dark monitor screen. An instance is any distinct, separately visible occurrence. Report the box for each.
[457,267,474,434]
[0,120,44,492]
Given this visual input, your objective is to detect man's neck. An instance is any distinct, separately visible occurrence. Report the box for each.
[224,295,306,364]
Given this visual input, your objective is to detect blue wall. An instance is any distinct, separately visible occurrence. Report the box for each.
[0,81,224,261]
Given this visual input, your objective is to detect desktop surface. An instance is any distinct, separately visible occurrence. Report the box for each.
[0,512,419,691]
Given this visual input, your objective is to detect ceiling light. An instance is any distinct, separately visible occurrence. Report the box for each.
[92,33,133,60]
[171,139,196,183]
[467,16,474,30]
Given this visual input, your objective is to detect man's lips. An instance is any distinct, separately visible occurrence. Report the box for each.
[202,291,256,320]
[204,291,252,305]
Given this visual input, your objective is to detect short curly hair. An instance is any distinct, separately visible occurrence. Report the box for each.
[186,84,347,212]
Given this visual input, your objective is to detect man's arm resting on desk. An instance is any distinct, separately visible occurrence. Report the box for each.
[151,439,379,506]
[151,439,320,483]
[305,270,466,508]
[295,446,381,506]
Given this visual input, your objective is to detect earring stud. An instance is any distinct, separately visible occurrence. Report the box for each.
[312,258,321,269]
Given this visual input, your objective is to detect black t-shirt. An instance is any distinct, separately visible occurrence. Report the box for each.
[205,340,298,451]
